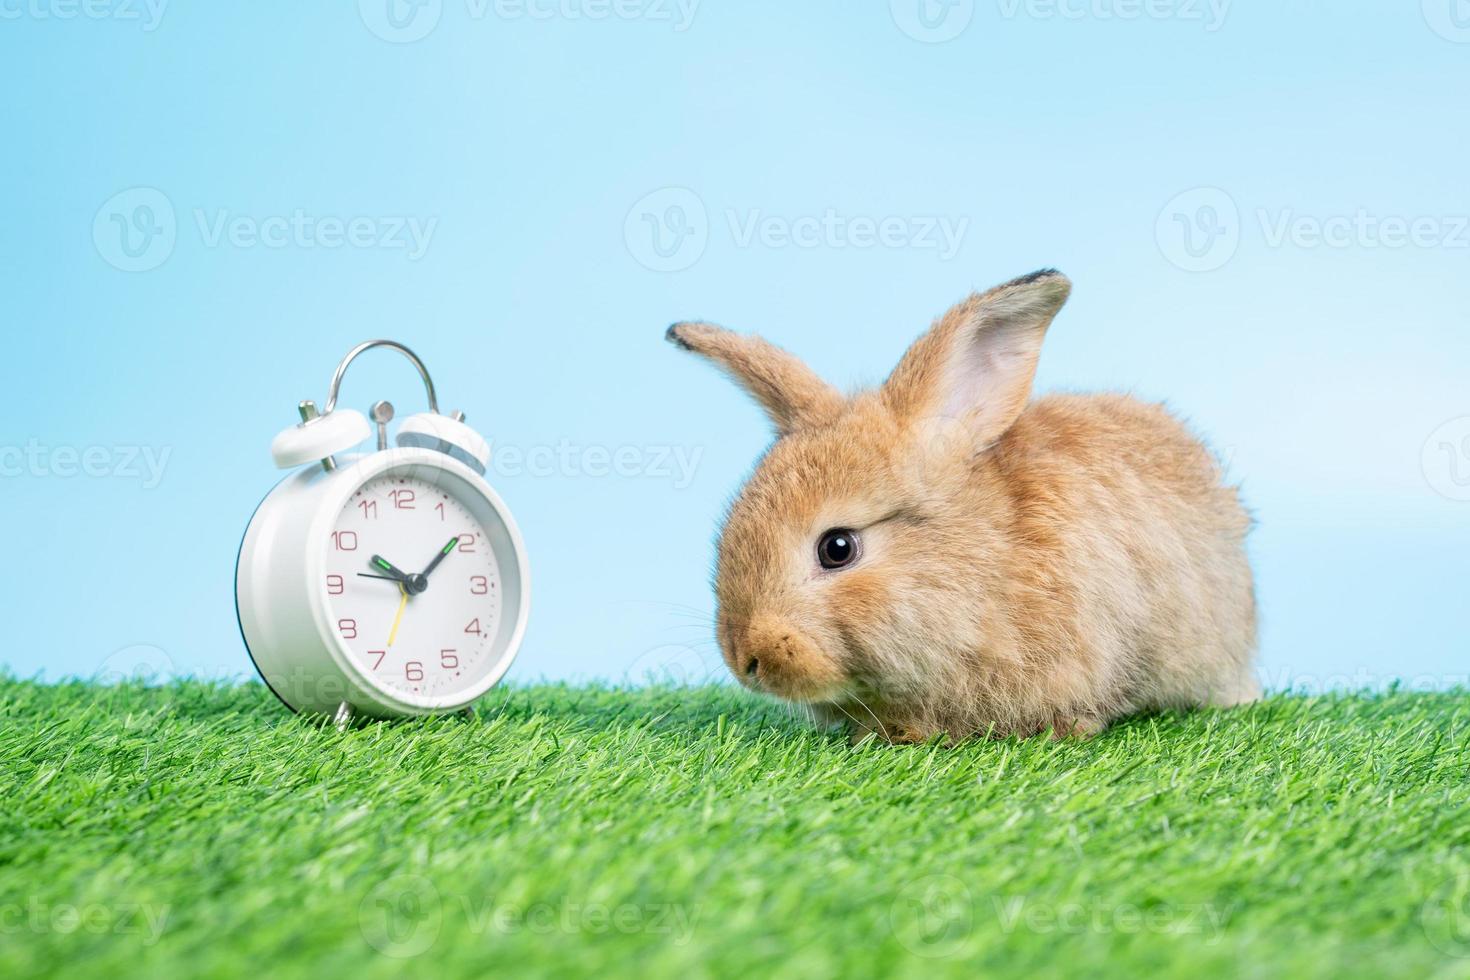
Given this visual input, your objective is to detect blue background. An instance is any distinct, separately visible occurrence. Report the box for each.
[1,1,1466,692]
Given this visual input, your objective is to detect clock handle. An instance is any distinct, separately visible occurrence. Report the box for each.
[322,339,440,416]
[272,339,473,472]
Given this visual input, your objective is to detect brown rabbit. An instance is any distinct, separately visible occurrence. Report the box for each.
[667,270,1259,743]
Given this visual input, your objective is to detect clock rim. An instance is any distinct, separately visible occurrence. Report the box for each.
[306,450,530,712]
[237,446,531,717]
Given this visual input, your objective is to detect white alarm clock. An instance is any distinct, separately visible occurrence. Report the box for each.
[235,340,530,724]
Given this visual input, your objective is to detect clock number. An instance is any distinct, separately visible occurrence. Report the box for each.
[465,618,482,636]
[440,650,459,669]
[434,501,445,521]
[458,534,476,553]
[332,531,358,552]
[358,499,378,519]
[470,576,489,595]
[405,662,424,682]
[389,489,416,510]
[369,650,387,670]
[326,574,344,596]
[338,618,358,639]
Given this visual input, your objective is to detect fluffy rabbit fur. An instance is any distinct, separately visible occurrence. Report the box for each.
[667,270,1259,743]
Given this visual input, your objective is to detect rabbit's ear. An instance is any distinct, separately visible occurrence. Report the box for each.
[666,322,845,435]
[882,270,1071,451]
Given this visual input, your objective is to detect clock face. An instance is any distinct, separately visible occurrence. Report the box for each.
[323,471,505,700]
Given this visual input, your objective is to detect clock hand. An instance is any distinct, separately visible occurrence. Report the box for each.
[367,555,428,594]
[357,573,401,583]
[417,537,462,581]
[387,584,409,647]
[369,555,412,583]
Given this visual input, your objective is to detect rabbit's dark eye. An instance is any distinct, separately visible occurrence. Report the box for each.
[817,529,860,570]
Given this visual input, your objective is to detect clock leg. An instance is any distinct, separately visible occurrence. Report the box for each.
[333,701,355,731]
[458,705,477,723]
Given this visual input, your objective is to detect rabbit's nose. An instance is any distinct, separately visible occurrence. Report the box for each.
[731,647,762,688]
[737,622,808,692]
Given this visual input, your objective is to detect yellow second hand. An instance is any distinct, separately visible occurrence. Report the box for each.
[387,584,409,647]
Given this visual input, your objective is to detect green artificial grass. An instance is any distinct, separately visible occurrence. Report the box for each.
[2,679,1469,979]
